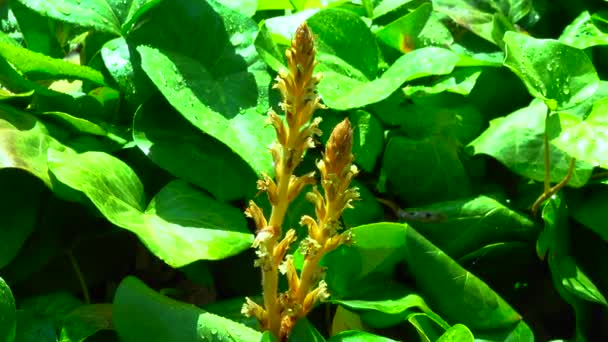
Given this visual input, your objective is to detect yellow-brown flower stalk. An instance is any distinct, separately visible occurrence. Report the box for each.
[242,22,359,341]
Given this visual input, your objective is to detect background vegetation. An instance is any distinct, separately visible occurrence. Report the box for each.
[0,0,608,341]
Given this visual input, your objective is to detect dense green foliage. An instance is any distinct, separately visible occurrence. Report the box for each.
[1,0,608,341]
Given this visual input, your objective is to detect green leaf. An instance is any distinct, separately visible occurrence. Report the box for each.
[10,0,63,57]
[333,288,450,330]
[560,11,608,49]
[215,0,257,17]
[551,98,608,168]
[375,3,433,53]
[113,276,261,342]
[254,23,288,73]
[328,330,398,342]
[0,42,105,85]
[136,44,274,177]
[342,181,383,228]
[0,169,45,268]
[308,9,460,110]
[469,99,594,187]
[432,0,528,44]
[59,304,112,342]
[436,324,474,342]
[399,195,538,259]
[0,104,72,187]
[382,132,471,205]
[569,187,608,243]
[0,277,16,342]
[403,67,483,97]
[324,223,529,332]
[15,0,161,35]
[133,96,257,201]
[289,319,326,342]
[503,31,599,110]
[349,110,383,172]
[47,150,253,267]
[101,37,155,105]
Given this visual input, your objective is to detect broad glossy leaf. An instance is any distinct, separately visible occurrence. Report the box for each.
[0,42,105,85]
[551,98,608,168]
[375,3,433,53]
[48,150,253,267]
[0,104,71,187]
[101,37,154,105]
[137,45,273,177]
[308,9,460,110]
[10,0,62,57]
[113,276,261,342]
[324,223,528,332]
[254,23,287,73]
[403,68,483,97]
[503,31,599,110]
[15,292,82,342]
[133,96,257,201]
[0,169,45,268]
[15,0,161,35]
[333,288,449,330]
[560,11,608,49]
[436,324,474,342]
[469,99,593,187]
[399,196,537,259]
[328,331,398,342]
[0,277,16,342]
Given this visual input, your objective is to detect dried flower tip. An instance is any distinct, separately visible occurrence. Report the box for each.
[324,118,354,176]
[245,201,267,232]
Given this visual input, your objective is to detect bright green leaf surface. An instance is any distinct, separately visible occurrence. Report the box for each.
[436,324,474,342]
[137,46,274,177]
[0,42,105,85]
[551,98,608,168]
[308,9,460,110]
[560,11,608,49]
[48,150,253,267]
[324,223,528,332]
[113,276,261,342]
[15,0,160,35]
[469,100,594,187]
[375,3,433,53]
[403,68,483,97]
[503,31,599,110]
[133,96,256,201]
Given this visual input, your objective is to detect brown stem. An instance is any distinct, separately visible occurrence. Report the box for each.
[532,158,576,217]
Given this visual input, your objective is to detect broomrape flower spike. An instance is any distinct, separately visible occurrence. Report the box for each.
[242,22,359,341]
